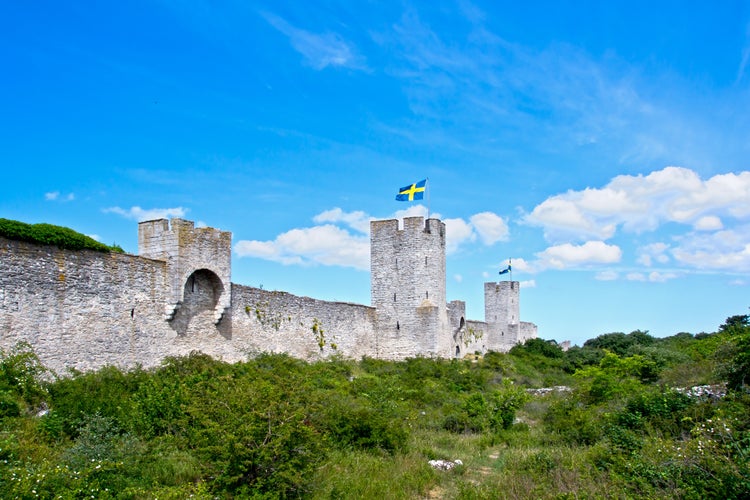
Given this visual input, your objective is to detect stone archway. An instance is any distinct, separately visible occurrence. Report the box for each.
[170,269,224,336]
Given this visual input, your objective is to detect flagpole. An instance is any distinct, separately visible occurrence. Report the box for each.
[426,177,431,220]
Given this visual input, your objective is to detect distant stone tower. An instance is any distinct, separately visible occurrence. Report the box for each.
[485,281,521,349]
[138,219,232,329]
[370,217,450,358]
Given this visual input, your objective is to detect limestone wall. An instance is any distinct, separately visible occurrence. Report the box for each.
[0,237,381,373]
[229,285,377,360]
[0,238,173,373]
[0,216,538,373]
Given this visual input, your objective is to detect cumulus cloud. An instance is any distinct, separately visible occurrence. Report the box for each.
[444,217,476,253]
[234,206,508,269]
[235,224,369,270]
[469,212,509,245]
[693,215,723,231]
[534,241,622,270]
[508,258,531,272]
[104,206,188,221]
[671,227,750,272]
[520,280,536,288]
[313,208,371,233]
[525,166,750,242]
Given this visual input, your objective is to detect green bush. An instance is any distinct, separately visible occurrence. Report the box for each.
[5,330,749,498]
[0,342,49,411]
[0,218,123,253]
[47,365,144,436]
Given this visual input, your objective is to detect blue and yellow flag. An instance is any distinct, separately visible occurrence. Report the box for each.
[396,179,427,201]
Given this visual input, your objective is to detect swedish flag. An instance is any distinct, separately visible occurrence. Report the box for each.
[396,179,427,201]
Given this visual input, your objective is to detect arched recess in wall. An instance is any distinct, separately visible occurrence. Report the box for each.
[171,269,225,336]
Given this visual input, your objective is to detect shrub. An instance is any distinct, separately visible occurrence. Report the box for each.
[0,342,49,411]
[47,365,144,436]
[0,218,123,253]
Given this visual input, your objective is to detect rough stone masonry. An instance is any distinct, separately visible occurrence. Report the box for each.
[0,216,536,373]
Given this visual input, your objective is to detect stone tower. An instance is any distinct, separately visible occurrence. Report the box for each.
[138,218,232,326]
[370,217,450,358]
[484,280,521,349]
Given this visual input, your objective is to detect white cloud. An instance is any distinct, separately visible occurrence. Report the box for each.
[235,224,369,270]
[520,280,536,288]
[671,227,750,272]
[524,166,750,242]
[86,234,101,242]
[469,212,509,245]
[595,270,619,281]
[508,258,531,272]
[313,208,371,233]
[262,12,366,71]
[693,215,723,231]
[637,242,670,267]
[104,206,188,221]
[534,241,622,270]
[444,217,476,253]
[453,274,463,283]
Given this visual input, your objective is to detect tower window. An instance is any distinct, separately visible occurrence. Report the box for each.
[394,293,397,302]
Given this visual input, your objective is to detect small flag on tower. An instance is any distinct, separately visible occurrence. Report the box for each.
[498,265,511,275]
[396,179,427,201]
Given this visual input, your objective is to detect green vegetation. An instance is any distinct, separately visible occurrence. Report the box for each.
[1,316,749,498]
[0,218,124,253]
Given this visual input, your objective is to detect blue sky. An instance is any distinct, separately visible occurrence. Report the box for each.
[2,1,749,346]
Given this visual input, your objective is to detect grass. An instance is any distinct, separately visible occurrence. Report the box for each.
[2,326,749,498]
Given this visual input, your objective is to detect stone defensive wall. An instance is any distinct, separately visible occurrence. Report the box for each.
[0,237,172,373]
[0,236,381,374]
[1,216,537,373]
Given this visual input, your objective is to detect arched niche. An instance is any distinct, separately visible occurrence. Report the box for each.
[170,269,225,336]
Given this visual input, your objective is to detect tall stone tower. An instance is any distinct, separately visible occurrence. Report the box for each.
[484,281,521,349]
[370,217,450,358]
[138,218,232,326]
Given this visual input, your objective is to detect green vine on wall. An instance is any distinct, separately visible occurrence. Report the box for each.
[245,301,291,331]
[311,318,337,352]
[464,326,484,348]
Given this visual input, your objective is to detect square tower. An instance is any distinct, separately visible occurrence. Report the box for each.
[138,218,231,324]
[484,281,521,349]
[370,217,450,358]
